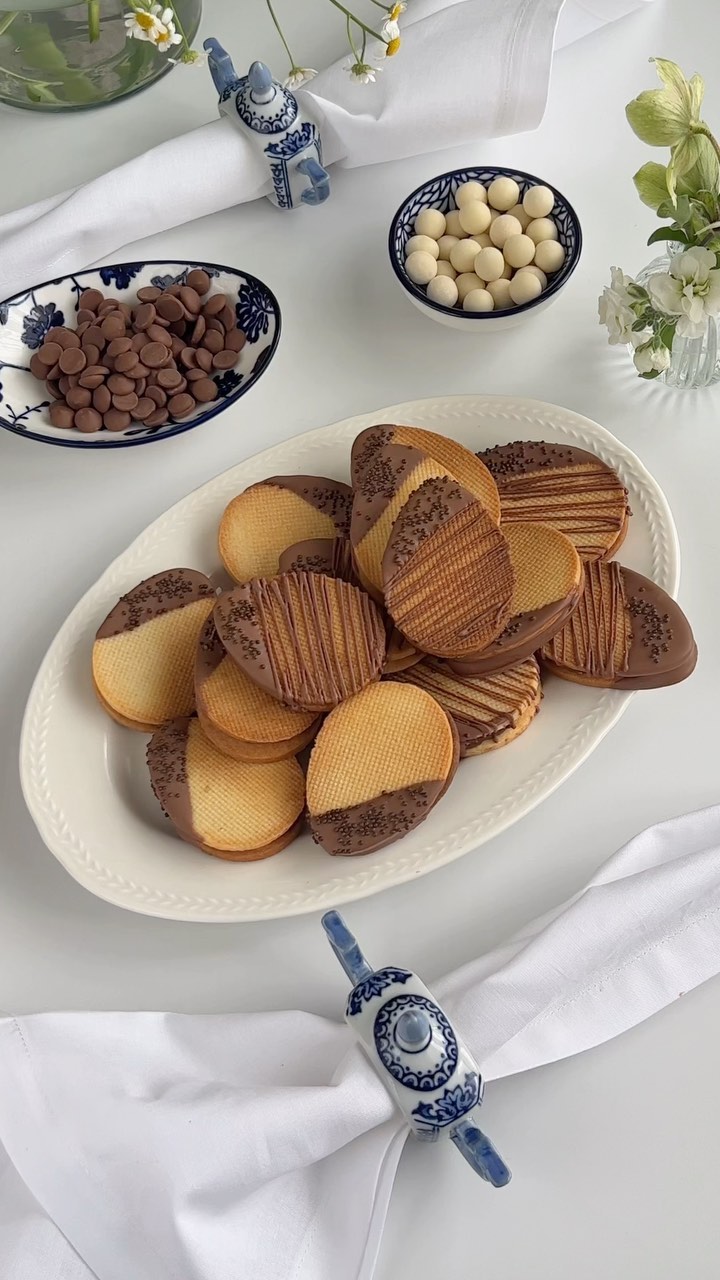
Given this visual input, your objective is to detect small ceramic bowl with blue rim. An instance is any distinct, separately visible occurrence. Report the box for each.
[388,166,582,332]
[0,260,281,448]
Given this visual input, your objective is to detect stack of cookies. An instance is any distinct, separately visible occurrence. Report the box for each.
[92,427,697,862]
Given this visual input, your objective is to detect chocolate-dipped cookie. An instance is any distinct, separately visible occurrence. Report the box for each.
[349,424,499,598]
[391,656,541,756]
[541,562,697,689]
[278,536,358,584]
[218,475,353,584]
[382,475,515,660]
[478,440,630,561]
[449,521,583,677]
[147,717,305,860]
[213,571,386,713]
[93,568,216,730]
[195,617,320,762]
[306,681,459,856]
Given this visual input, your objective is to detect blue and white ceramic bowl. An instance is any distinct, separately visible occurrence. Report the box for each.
[389,166,582,332]
[0,260,281,448]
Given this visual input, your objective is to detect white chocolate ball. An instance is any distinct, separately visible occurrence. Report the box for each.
[509,271,543,306]
[515,264,547,288]
[456,272,486,302]
[474,245,505,283]
[437,234,459,261]
[444,209,465,238]
[455,180,487,208]
[405,250,438,285]
[475,232,492,249]
[450,238,482,273]
[534,239,566,273]
[487,176,520,211]
[489,214,522,248]
[436,259,457,279]
[414,207,446,239]
[405,234,440,260]
[486,278,514,309]
[522,184,554,219]
[463,288,494,313]
[488,208,501,224]
[426,274,459,307]
[503,233,536,269]
[500,261,513,279]
[508,202,531,230]
[526,217,558,245]
[459,201,491,236]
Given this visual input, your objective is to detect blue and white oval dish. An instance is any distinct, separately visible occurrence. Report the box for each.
[389,166,582,332]
[0,260,281,448]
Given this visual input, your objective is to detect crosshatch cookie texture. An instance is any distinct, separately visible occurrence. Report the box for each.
[306,681,459,856]
[146,716,305,860]
[478,440,630,561]
[391,656,541,756]
[92,568,216,730]
[218,475,353,583]
[213,571,387,712]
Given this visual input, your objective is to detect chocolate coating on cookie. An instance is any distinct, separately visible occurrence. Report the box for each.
[310,780,447,856]
[263,475,353,534]
[96,568,215,640]
[146,716,195,839]
[278,536,357,583]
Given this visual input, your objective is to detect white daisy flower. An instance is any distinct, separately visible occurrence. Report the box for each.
[124,3,180,51]
[284,67,318,90]
[345,55,383,84]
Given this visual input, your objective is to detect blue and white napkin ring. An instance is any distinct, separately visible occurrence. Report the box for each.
[322,911,511,1186]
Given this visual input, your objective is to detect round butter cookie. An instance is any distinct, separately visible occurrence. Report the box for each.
[147,717,305,860]
[213,571,386,713]
[392,655,541,755]
[449,521,583,677]
[93,568,216,731]
[195,617,320,761]
[382,475,514,660]
[349,424,499,598]
[541,562,697,690]
[478,440,630,561]
[218,475,353,584]
[306,681,459,856]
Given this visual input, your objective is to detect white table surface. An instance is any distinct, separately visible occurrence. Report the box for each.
[1,0,719,1274]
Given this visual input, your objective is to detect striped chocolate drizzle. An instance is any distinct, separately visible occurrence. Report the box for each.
[497,465,626,557]
[543,560,631,679]
[394,657,538,746]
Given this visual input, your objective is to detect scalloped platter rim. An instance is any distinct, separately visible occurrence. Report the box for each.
[20,395,680,921]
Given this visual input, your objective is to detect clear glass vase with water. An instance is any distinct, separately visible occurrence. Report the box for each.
[635,252,720,391]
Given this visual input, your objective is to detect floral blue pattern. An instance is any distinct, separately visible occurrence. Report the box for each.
[411,1072,480,1132]
[373,995,459,1092]
[236,279,273,343]
[0,260,280,448]
[234,80,298,134]
[99,264,142,290]
[346,968,412,1017]
[21,302,64,349]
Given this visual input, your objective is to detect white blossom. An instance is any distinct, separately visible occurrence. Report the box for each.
[633,342,671,375]
[284,67,318,90]
[124,3,181,51]
[598,266,641,345]
[648,246,720,338]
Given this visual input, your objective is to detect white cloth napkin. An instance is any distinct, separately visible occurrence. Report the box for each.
[0,0,651,300]
[1,802,719,1280]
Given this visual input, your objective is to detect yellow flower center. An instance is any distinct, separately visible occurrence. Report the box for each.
[389,3,403,19]
[385,35,401,56]
[135,11,156,29]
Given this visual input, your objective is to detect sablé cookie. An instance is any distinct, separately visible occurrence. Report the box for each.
[349,424,500,597]
[306,681,459,856]
[218,475,353,583]
[541,561,697,690]
[213,570,386,712]
[278,536,358,584]
[449,521,583,676]
[383,475,515,660]
[383,624,421,674]
[195,617,320,761]
[392,656,541,756]
[147,717,305,860]
[478,440,630,561]
[93,568,216,731]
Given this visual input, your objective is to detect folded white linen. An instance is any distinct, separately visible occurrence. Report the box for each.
[0,802,718,1280]
[0,0,652,299]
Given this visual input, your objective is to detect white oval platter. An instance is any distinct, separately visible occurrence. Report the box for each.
[20,396,680,922]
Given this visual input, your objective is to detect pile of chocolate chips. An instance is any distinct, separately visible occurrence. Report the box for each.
[29,269,247,433]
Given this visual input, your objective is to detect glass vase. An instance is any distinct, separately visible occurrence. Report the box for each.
[634,253,720,390]
[0,0,201,111]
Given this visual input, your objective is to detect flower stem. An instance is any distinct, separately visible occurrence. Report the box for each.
[695,123,720,168]
[0,10,18,37]
[264,0,297,68]
[87,0,101,42]
[165,1,191,57]
[326,0,383,44]
[346,13,360,61]
[367,0,390,8]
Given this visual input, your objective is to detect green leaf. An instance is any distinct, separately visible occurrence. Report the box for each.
[633,161,670,209]
[647,226,689,245]
[632,317,649,331]
[626,88,690,145]
[658,322,677,347]
[657,198,676,220]
[639,369,663,379]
